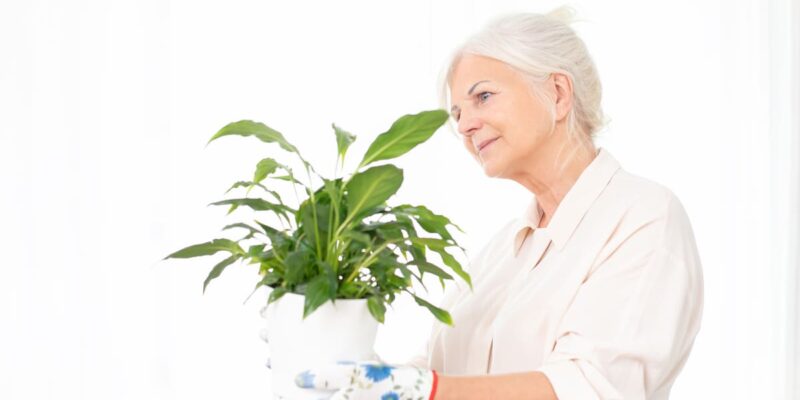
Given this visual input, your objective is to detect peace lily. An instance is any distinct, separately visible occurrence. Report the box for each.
[163,110,471,325]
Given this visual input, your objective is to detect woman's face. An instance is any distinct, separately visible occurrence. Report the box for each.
[449,54,556,178]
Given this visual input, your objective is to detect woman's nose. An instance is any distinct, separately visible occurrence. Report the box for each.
[457,113,482,137]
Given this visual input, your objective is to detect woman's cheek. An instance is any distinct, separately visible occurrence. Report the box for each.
[462,138,476,157]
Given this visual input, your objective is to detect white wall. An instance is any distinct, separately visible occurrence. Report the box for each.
[0,0,797,399]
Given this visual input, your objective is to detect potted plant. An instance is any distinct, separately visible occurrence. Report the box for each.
[163,109,471,399]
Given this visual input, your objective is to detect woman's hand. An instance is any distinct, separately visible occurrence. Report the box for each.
[295,360,439,400]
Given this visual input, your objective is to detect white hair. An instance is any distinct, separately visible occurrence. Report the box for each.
[437,5,609,148]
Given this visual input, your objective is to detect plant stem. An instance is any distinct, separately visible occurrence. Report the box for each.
[330,159,361,240]
[326,202,335,264]
[343,266,362,286]
[325,179,343,271]
[297,154,323,260]
[355,284,368,298]
[287,167,301,219]
[342,239,400,285]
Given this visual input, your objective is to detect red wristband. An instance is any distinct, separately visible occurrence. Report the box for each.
[429,369,439,400]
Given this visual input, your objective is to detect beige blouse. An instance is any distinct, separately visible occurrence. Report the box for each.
[407,147,704,400]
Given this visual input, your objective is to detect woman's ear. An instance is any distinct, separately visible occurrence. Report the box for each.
[552,72,574,122]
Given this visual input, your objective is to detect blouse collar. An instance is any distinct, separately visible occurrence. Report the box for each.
[512,147,622,256]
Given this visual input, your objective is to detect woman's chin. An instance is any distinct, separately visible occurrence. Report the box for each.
[480,160,505,178]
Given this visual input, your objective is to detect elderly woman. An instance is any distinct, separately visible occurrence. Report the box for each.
[294,7,704,400]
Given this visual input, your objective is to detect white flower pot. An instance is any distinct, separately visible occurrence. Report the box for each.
[262,291,380,400]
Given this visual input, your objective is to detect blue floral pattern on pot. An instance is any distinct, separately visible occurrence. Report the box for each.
[364,364,394,382]
[295,360,435,400]
[295,370,316,389]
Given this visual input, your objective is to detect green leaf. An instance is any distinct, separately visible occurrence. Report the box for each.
[244,275,269,305]
[333,123,356,162]
[267,167,309,191]
[223,222,261,237]
[410,293,453,326]
[221,180,284,204]
[163,238,243,259]
[253,158,281,184]
[202,254,240,293]
[409,237,472,290]
[341,230,371,245]
[323,178,343,221]
[254,220,281,237]
[393,214,421,259]
[303,274,334,318]
[299,200,332,257]
[396,263,414,281]
[345,164,403,221]
[270,174,303,184]
[338,281,361,298]
[208,198,293,214]
[208,120,298,153]
[410,260,453,281]
[394,204,464,243]
[409,243,426,264]
[258,270,281,287]
[283,249,308,285]
[267,287,288,304]
[247,243,267,258]
[398,264,427,292]
[367,296,386,323]
[323,178,342,200]
[375,222,405,242]
[408,237,450,251]
[253,263,282,302]
[435,248,471,290]
[393,213,418,236]
[255,221,292,254]
[225,180,266,194]
[208,198,294,225]
[360,220,407,242]
[387,273,411,288]
[318,260,338,297]
[359,110,448,168]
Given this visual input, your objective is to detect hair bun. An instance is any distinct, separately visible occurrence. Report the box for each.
[545,5,578,25]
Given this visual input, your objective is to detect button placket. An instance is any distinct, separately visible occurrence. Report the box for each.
[487,229,553,373]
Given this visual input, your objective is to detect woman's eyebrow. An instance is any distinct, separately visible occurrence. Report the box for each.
[450,80,491,114]
[467,80,490,95]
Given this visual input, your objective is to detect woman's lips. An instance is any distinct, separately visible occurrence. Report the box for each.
[478,137,498,153]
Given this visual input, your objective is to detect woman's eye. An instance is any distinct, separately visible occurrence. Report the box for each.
[478,91,492,102]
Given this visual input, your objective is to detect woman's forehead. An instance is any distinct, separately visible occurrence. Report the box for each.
[450,56,516,88]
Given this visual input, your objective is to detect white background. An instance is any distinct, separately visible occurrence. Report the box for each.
[0,0,797,399]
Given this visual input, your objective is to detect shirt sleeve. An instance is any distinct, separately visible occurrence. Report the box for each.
[535,196,704,399]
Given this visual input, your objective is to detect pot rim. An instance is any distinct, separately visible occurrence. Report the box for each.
[274,291,372,302]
